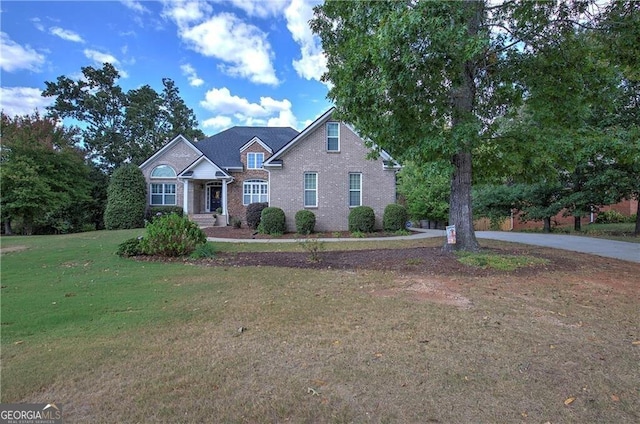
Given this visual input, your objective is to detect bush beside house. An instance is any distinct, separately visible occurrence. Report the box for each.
[104,164,147,230]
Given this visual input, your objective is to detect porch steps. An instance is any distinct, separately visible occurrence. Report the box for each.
[189,214,217,228]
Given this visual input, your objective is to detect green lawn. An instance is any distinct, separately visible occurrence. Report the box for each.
[1,230,638,423]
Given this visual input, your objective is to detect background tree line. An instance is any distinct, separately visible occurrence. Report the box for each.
[1,63,204,235]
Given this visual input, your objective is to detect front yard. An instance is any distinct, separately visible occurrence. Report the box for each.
[1,230,638,423]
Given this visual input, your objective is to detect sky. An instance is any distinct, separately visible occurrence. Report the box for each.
[0,0,332,134]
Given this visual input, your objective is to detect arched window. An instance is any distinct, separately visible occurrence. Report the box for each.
[243,179,268,205]
[151,165,176,178]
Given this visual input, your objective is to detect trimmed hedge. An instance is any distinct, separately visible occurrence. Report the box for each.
[246,202,268,230]
[140,213,206,257]
[260,207,286,235]
[383,204,408,232]
[104,164,147,229]
[348,206,375,233]
[295,210,316,234]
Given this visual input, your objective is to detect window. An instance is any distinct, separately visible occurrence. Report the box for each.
[304,172,317,207]
[327,122,339,152]
[349,173,362,207]
[247,152,264,169]
[150,165,176,178]
[243,180,268,205]
[150,183,176,205]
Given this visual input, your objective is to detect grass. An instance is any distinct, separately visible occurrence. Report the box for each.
[455,251,549,271]
[1,230,639,423]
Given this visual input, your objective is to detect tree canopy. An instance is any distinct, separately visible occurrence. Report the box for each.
[0,112,92,234]
[42,63,205,172]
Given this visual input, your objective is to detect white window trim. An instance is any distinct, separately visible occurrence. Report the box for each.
[247,152,264,169]
[326,122,340,152]
[243,179,268,205]
[150,183,177,205]
[304,172,318,208]
[349,173,362,207]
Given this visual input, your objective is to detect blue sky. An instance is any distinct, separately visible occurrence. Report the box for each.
[0,0,332,134]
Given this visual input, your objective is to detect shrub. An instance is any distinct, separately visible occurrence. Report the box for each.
[295,210,316,234]
[246,202,268,230]
[140,213,206,257]
[348,206,375,233]
[104,164,147,230]
[298,238,324,262]
[595,210,626,224]
[230,216,242,228]
[146,206,184,221]
[260,207,286,235]
[383,204,408,232]
[190,242,216,259]
[116,237,144,257]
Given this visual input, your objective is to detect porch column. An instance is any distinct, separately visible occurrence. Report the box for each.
[182,179,189,214]
[222,180,228,225]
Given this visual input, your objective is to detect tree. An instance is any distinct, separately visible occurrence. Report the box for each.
[43,63,204,172]
[0,112,91,234]
[312,1,611,250]
[103,164,147,230]
[398,161,450,223]
[597,1,640,235]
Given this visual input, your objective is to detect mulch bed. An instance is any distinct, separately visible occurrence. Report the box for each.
[137,226,577,276]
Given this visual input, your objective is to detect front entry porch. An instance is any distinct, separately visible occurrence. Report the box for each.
[183,180,230,227]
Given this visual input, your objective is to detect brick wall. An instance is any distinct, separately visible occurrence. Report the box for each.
[140,140,200,210]
[269,121,397,232]
[227,143,272,226]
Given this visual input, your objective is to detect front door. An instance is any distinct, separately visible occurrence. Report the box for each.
[207,185,222,213]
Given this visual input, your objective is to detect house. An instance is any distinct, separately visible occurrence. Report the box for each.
[139,108,399,231]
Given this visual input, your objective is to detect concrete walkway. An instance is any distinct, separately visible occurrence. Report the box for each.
[207,229,640,264]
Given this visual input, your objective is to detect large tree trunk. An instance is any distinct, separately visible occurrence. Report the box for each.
[443,0,482,252]
[445,151,480,252]
[574,216,581,231]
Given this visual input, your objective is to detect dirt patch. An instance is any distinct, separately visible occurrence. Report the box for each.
[374,276,473,308]
[0,245,28,254]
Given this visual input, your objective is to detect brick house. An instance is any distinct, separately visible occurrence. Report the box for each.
[139,108,399,231]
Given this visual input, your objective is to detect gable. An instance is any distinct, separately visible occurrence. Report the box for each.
[139,135,202,171]
[178,156,231,180]
[264,108,398,169]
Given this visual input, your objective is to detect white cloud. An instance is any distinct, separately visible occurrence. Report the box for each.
[202,115,233,131]
[161,0,212,28]
[285,0,327,82]
[200,87,298,129]
[214,0,289,18]
[120,0,150,14]
[83,49,129,77]
[0,87,54,118]
[50,27,85,43]
[180,63,204,87]
[0,32,45,72]
[163,2,279,86]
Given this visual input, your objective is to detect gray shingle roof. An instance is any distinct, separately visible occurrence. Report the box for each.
[195,126,299,169]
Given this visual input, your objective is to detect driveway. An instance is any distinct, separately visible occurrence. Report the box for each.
[474,230,640,263]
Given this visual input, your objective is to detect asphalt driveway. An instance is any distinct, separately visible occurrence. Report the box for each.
[474,230,640,264]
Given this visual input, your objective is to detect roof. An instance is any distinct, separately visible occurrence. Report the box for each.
[196,126,299,169]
